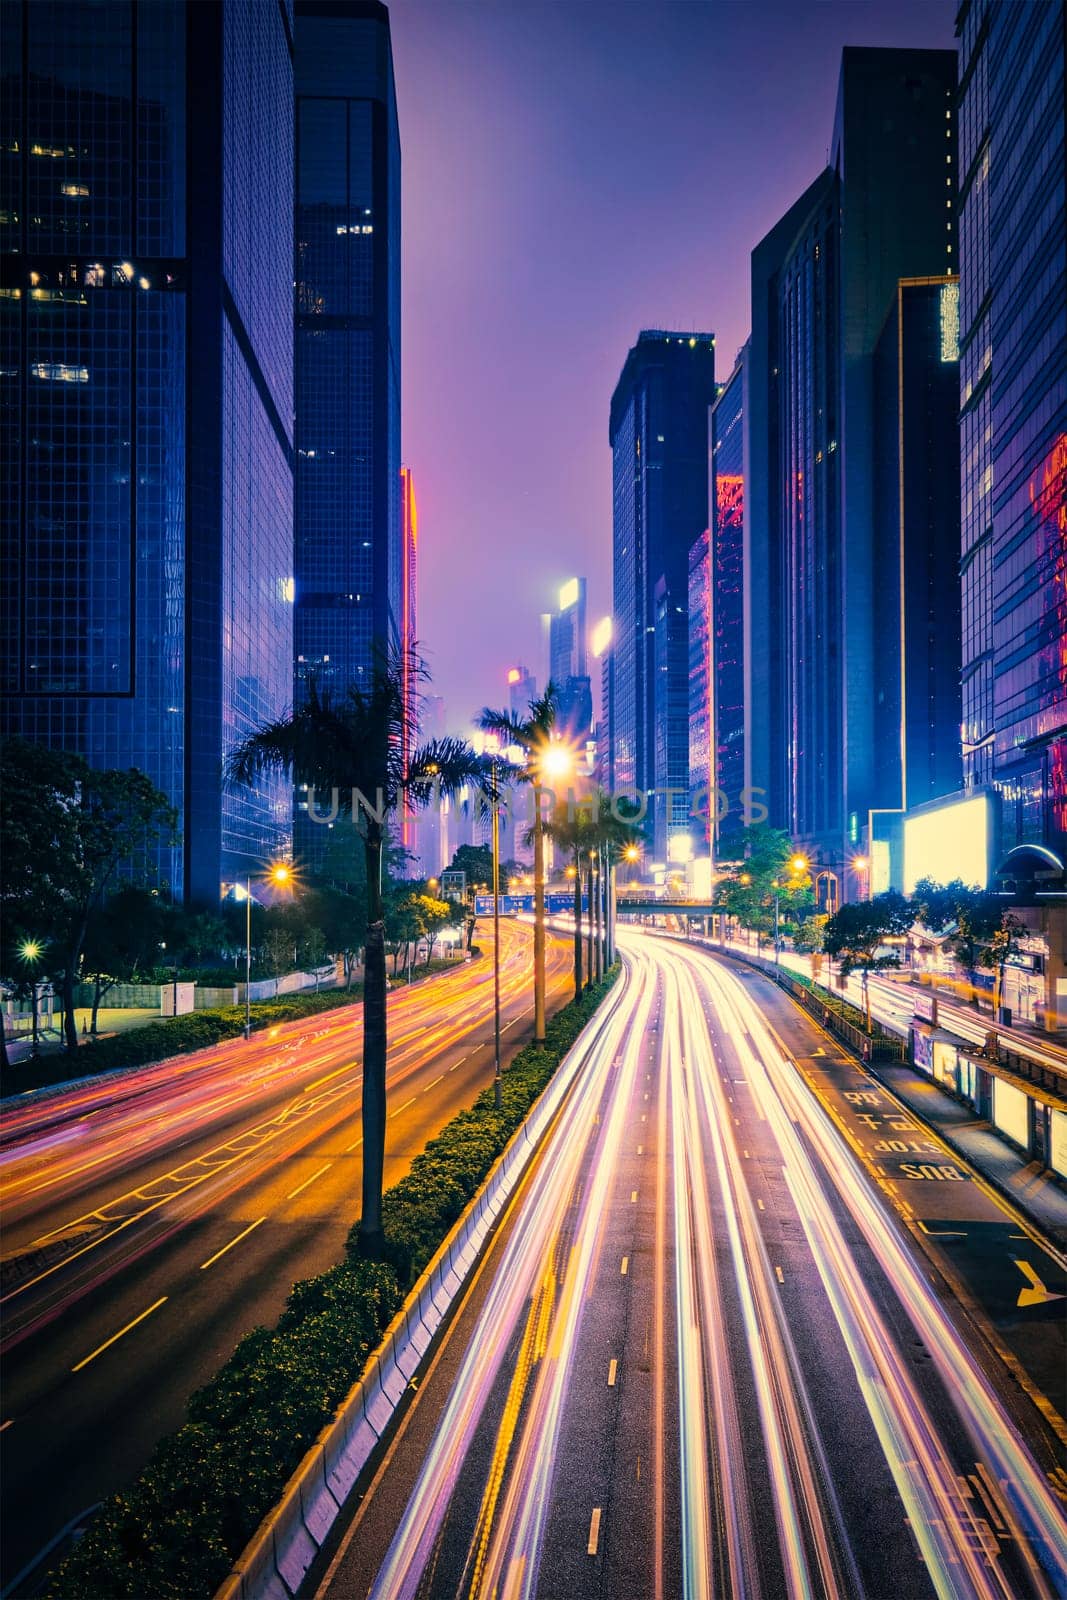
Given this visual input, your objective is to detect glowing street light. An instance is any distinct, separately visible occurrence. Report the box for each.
[242,861,295,1037]
[18,939,44,1057]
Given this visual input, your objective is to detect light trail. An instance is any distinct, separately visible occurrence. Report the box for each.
[667,939,1067,1599]
[366,957,646,1599]
[351,928,1066,1600]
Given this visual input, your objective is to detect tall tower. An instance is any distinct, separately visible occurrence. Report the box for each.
[0,0,295,902]
[293,0,401,699]
[748,47,957,865]
[609,331,717,859]
[957,0,1067,882]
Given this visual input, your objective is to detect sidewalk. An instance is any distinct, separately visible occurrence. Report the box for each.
[867,1058,1067,1253]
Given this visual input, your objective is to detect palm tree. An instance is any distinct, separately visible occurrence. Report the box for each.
[228,657,483,1254]
[543,799,600,999]
[478,686,570,1043]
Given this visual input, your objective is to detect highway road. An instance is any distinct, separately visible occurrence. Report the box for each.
[0,918,572,1591]
[318,928,1067,1600]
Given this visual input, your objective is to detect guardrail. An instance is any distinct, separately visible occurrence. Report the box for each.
[213,968,629,1600]
[693,938,906,1063]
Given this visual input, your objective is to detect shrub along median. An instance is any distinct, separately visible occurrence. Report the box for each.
[45,967,620,1600]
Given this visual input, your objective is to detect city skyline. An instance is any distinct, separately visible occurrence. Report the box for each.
[389,0,955,729]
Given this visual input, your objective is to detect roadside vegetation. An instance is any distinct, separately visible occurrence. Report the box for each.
[44,968,619,1600]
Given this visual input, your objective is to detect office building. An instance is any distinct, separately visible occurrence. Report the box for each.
[688,530,711,854]
[957,0,1066,884]
[870,277,963,887]
[0,0,295,902]
[549,576,592,742]
[507,664,537,721]
[748,47,957,868]
[609,330,717,858]
[293,0,400,700]
[709,349,746,850]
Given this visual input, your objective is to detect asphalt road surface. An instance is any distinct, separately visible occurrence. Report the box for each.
[0,918,572,1591]
[317,927,1067,1600]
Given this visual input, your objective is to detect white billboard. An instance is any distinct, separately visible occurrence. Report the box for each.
[903,794,991,895]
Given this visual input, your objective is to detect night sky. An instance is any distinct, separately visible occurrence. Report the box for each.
[389,0,956,732]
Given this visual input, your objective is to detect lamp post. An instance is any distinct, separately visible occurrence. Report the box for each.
[160,940,179,1017]
[243,862,292,1039]
[532,740,574,1043]
[774,854,809,964]
[490,762,502,1109]
[19,939,43,1058]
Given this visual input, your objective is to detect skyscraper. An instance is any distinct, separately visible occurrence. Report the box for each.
[609,330,717,859]
[508,664,537,721]
[957,0,1066,881]
[0,0,295,903]
[549,576,592,742]
[293,0,400,701]
[688,531,712,855]
[709,349,746,849]
[870,276,963,881]
[748,48,957,866]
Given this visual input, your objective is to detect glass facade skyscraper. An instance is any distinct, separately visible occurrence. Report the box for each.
[871,277,963,883]
[749,48,957,866]
[293,0,401,861]
[957,0,1067,874]
[293,0,400,697]
[0,0,294,902]
[609,330,716,859]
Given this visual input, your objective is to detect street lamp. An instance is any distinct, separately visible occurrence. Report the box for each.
[159,939,179,1017]
[531,737,575,1043]
[18,938,43,1058]
[241,861,293,1039]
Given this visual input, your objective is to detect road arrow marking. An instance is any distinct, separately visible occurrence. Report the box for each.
[1013,1258,1065,1309]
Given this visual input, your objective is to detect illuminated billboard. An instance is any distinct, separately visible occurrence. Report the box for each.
[903,793,991,895]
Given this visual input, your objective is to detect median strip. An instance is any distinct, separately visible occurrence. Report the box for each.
[47,970,622,1600]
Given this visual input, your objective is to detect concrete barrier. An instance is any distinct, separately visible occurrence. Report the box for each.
[213,969,629,1600]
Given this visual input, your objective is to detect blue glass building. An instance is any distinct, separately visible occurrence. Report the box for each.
[0,0,294,903]
[293,0,400,698]
[957,0,1067,882]
[609,330,716,861]
[748,48,957,869]
[870,277,963,883]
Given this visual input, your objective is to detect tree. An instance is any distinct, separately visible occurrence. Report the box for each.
[911,877,1015,1010]
[793,913,827,979]
[308,883,367,987]
[543,798,599,999]
[713,826,812,950]
[823,890,914,1030]
[447,843,497,894]
[415,894,454,966]
[227,656,484,1255]
[0,739,177,1050]
[478,686,563,1043]
[81,885,167,1034]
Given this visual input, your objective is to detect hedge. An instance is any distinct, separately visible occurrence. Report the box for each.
[783,967,884,1034]
[45,968,619,1600]
[2,989,368,1097]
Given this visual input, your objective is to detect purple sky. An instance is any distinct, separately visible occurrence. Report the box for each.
[389,0,955,733]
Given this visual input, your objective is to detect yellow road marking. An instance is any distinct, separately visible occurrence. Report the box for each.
[71,1296,168,1372]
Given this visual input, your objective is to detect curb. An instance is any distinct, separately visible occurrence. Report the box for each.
[213,969,628,1600]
